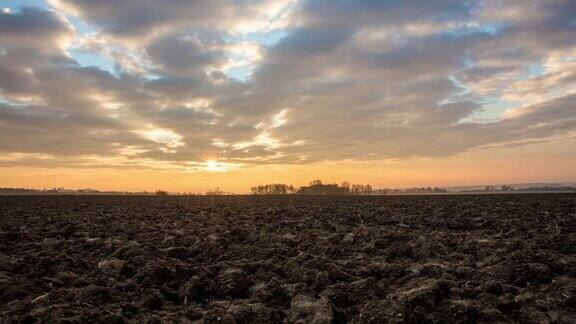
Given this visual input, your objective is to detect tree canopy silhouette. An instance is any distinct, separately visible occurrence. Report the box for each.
[250,180,373,195]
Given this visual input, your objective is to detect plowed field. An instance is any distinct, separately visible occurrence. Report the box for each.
[1,194,575,323]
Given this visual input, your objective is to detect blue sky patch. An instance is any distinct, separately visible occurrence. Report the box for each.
[69,49,117,75]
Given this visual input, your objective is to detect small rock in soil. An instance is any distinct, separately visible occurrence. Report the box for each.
[288,294,333,324]
[97,258,125,275]
[217,268,252,298]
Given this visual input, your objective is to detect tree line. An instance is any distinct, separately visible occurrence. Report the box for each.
[250,180,372,195]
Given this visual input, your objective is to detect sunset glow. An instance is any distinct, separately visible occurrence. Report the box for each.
[204,160,230,173]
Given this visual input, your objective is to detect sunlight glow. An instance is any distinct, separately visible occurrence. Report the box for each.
[204,160,229,172]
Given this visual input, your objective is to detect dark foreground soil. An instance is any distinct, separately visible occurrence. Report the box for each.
[1,194,575,323]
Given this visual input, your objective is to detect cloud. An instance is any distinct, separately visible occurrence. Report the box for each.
[1,1,575,170]
[0,7,74,54]
[145,33,228,77]
[48,0,295,43]
[48,0,228,41]
[138,127,185,153]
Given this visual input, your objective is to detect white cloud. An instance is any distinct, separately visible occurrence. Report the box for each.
[138,128,185,153]
[271,109,289,128]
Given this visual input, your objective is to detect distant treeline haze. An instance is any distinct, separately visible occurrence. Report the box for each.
[1,183,574,196]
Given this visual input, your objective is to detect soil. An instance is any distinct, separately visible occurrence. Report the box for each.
[0,194,575,323]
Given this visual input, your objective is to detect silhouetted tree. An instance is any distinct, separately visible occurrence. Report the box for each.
[248,180,375,196]
[205,187,226,195]
[250,184,294,195]
[297,180,350,195]
[341,181,350,193]
[350,184,372,195]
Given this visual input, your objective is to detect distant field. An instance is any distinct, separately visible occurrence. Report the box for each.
[1,194,575,323]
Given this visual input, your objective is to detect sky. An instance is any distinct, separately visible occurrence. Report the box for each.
[0,0,575,193]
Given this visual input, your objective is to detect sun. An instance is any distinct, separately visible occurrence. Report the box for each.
[205,160,228,172]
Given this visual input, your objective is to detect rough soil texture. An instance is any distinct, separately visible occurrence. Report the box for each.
[0,194,575,323]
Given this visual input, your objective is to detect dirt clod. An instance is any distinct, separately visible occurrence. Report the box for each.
[97,258,125,276]
[217,268,252,298]
[288,294,333,324]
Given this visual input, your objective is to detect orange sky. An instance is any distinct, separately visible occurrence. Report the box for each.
[2,136,574,193]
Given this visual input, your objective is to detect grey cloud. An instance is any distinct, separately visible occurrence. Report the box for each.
[0,104,144,156]
[0,7,73,51]
[145,33,228,77]
[49,0,229,39]
[296,0,472,28]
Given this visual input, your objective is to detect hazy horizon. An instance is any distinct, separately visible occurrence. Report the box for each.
[2,179,576,195]
[1,0,575,192]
